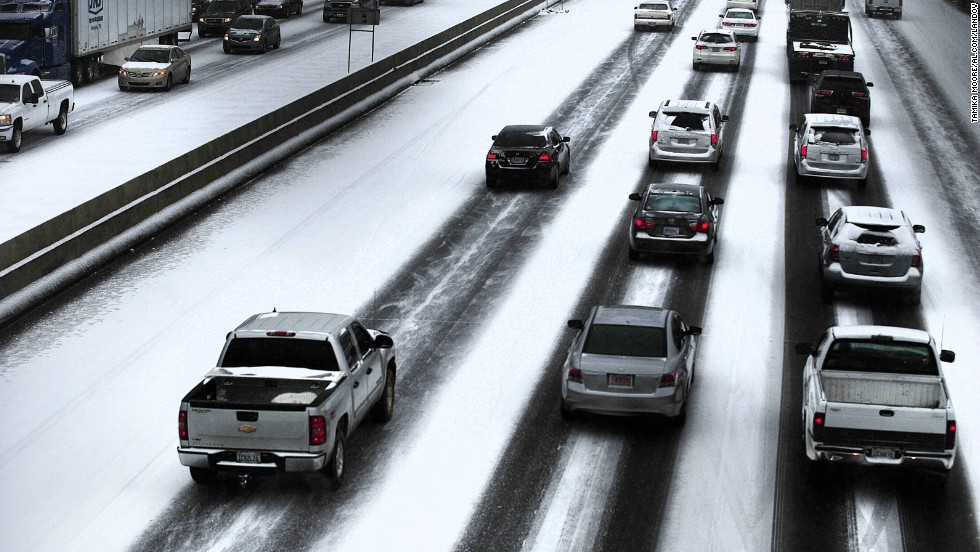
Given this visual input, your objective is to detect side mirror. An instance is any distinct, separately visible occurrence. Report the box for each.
[721,114,730,122]
[866,82,874,87]
[710,197,724,205]
[940,350,955,363]
[864,128,872,136]
[124,56,130,61]
[816,217,828,226]
[789,124,798,131]
[562,136,570,143]
[719,13,723,16]
[685,326,703,336]
[373,334,394,349]
[45,26,59,39]
[567,319,584,330]
[691,36,697,40]
[628,192,642,201]
[795,343,816,356]
[912,224,925,233]
[491,134,497,140]
[648,110,658,118]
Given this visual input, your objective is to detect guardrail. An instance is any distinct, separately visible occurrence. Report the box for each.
[0,0,556,325]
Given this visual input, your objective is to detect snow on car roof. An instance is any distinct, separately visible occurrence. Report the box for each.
[592,305,668,327]
[841,206,904,227]
[830,325,931,344]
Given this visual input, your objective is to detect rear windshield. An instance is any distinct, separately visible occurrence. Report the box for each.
[582,324,667,357]
[220,337,340,371]
[811,126,858,144]
[639,3,669,9]
[130,49,169,63]
[699,33,734,44]
[855,232,898,246]
[645,192,701,213]
[823,339,938,376]
[727,11,754,18]
[820,76,866,91]
[494,132,547,148]
[664,111,709,130]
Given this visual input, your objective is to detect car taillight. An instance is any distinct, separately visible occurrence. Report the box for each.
[838,55,853,63]
[828,243,839,262]
[814,89,833,97]
[746,23,757,27]
[711,133,718,146]
[309,415,327,446]
[911,251,922,268]
[800,144,807,158]
[690,220,710,232]
[567,366,583,383]
[695,44,708,50]
[946,420,956,449]
[538,152,552,162]
[634,218,654,230]
[659,371,678,388]
[852,91,869,100]
[486,152,498,160]
[178,409,188,441]
[651,130,659,141]
[722,21,733,26]
[266,331,295,337]
[798,53,811,59]
[860,149,867,163]
[812,412,825,440]
[723,47,738,51]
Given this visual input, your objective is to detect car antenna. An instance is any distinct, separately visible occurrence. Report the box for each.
[272,307,277,313]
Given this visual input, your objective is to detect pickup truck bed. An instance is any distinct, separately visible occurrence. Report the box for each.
[821,372,944,408]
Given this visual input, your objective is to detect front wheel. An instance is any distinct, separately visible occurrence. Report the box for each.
[183,66,191,84]
[7,123,22,153]
[325,430,346,490]
[164,74,173,91]
[274,36,281,49]
[370,368,396,423]
[53,108,68,135]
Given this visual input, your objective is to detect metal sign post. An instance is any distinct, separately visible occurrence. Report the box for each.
[347,8,381,73]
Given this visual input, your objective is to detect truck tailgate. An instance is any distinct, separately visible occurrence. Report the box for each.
[187,406,312,452]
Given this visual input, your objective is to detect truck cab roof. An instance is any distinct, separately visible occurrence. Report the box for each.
[232,311,354,339]
[829,325,931,345]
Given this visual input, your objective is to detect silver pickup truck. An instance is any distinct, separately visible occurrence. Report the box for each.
[797,325,957,480]
[177,311,396,487]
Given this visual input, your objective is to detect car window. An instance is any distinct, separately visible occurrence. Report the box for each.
[640,3,669,9]
[811,126,858,144]
[670,315,684,350]
[823,339,938,376]
[350,322,374,359]
[494,132,548,148]
[826,209,843,234]
[821,76,866,91]
[854,231,898,246]
[131,49,169,63]
[220,337,341,371]
[0,84,18,103]
[700,32,733,44]
[727,10,753,18]
[339,330,359,368]
[645,192,702,213]
[663,111,709,131]
[582,324,668,357]
[234,17,264,29]
[29,79,42,97]
[713,106,722,127]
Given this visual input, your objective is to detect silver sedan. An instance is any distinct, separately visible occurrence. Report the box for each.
[560,305,701,425]
[817,206,925,304]
[117,45,191,92]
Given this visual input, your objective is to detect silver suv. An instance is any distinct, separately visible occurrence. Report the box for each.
[648,99,729,170]
[791,113,869,186]
[817,206,925,304]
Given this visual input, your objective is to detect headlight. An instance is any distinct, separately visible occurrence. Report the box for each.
[0,114,11,126]
[223,17,232,23]
[224,34,229,40]
[253,34,262,41]
[151,70,167,77]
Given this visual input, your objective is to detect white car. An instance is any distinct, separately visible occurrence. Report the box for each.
[718,8,760,41]
[692,29,740,71]
[727,0,758,10]
[790,113,869,185]
[648,99,729,169]
[634,1,677,31]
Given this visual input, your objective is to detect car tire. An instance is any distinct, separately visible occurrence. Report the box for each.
[648,156,658,168]
[547,169,559,190]
[486,176,498,189]
[670,400,688,428]
[163,74,173,91]
[370,368,396,423]
[856,176,868,188]
[907,287,922,306]
[199,28,207,38]
[223,45,231,54]
[323,13,330,22]
[183,66,191,84]
[895,12,902,19]
[7,122,22,153]
[189,467,217,484]
[325,428,346,490]
[795,170,807,184]
[820,278,834,303]
[53,107,68,135]
[560,398,576,421]
[693,61,700,71]
[705,249,715,264]
[297,4,303,15]
[628,248,642,261]
[274,36,281,49]
[118,84,128,92]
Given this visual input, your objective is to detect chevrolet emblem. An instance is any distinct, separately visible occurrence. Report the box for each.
[238,425,258,434]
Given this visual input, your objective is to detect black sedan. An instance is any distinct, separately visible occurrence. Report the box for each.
[223,15,281,53]
[627,183,723,262]
[254,0,303,18]
[485,125,571,189]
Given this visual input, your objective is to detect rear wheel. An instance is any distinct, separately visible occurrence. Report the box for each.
[693,61,700,71]
[486,176,498,189]
[325,429,346,490]
[820,278,834,303]
[53,107,68,135]
[560,398,576,420]
[670,400,688,428]
[189,467,217,484]
[906,287,921,306]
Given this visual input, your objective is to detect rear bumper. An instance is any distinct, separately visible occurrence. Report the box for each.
[630,231,713,256]
[797,159,868,180]
[486,163,556,183]
[650,142,721,164]
[807,441,954,471]
[634,18,673,28]
[561,381,685,418]
[867,5,901,14]
[821,263,921,290]
[178,446,327,473]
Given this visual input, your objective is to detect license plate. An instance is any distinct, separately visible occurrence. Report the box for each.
[828,154,840,161]
[237,451,262,464]
[870,447,896,458]
[676,138,693,145]
[509,156,526,165]
[836,108,848,114]
[663,226,680,236]
[608,374,634,388]
[711,47,721,52]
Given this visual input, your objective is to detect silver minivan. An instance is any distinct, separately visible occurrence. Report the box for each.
[817,206,925,304]
[791,113,869,185]
[648,99,729,170]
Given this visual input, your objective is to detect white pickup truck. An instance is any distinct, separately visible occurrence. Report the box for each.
[0,75,74,153]
[797,325,957,479]
[177,311,397,487]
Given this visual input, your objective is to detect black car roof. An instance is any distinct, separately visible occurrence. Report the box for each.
[498,125,549,135]
[817,70,865,80]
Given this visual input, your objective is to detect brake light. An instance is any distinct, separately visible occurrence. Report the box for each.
[651,130,659,141]
[852,91,869,99]
[946,420,956,449]
[800,144,807,158]
[178,409,188,441]
[635,218,654,230]
[798,53,811,59]
[812,412,825,440]
[309,415,327,446]
[828,243,839,262]
[911,251,922,268]
[486,152,498,160]
[711,133,718,146]
[266,331,295,337]
[814,90,833,97]
[690,220,710,232]
[860,149,867,163]
[722,21,733,26]
[746,23,757,27]
[723,46,738,51]
[695,44,708,50]
[538,152,552,162]
[660,371,678,387]
[567,366,583,383]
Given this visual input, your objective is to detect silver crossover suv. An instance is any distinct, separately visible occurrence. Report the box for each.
[791,113,869,185]
[648,99,729,170]
[560,305,701,425]
[817,206,925,304]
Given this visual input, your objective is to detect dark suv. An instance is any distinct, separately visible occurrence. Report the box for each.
[199,0,254,37]
[485,125,571,189]
[809,70,873,128]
